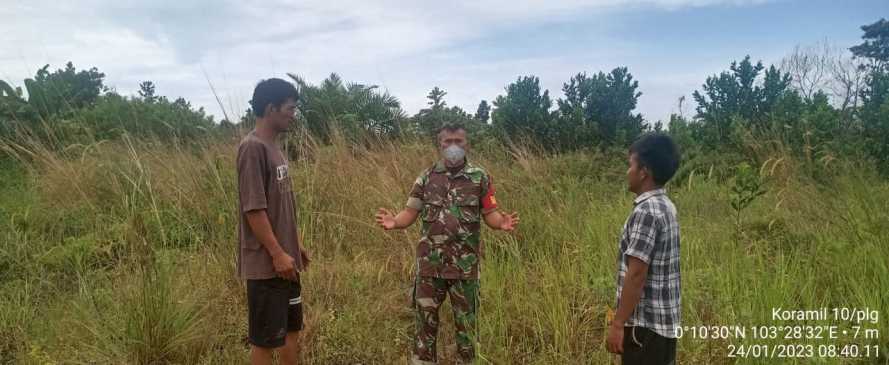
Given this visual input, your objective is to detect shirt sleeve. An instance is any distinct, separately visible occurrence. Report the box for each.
[623,208,659,264]
[405,171,426,211]
[237,141,268,213]
[481,174,498,214]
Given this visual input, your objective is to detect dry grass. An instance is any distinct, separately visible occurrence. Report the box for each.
[1,129,887,364]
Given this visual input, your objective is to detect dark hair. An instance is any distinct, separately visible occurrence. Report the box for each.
[629,133,681,186]
[435,123,467,141]
[250,78,298,117]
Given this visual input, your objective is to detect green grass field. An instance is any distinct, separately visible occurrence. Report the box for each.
[1,134,887,364]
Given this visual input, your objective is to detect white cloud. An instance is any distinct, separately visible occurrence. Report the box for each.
[1,0,778,122]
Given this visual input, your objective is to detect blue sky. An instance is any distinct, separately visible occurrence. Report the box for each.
[1,0,885,123]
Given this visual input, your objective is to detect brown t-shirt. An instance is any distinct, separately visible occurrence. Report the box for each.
[237,131,304,280]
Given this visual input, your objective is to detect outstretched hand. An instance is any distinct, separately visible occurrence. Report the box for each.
[500,211,520,231]
[375,208,397,230]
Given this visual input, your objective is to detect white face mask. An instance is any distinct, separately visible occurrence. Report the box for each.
[443,144,466,164]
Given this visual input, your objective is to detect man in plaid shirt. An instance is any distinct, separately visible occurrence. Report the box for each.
[607,133,681,365]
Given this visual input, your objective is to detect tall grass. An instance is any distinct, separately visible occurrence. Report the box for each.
[0,125,886,364]
[72,250,210,364]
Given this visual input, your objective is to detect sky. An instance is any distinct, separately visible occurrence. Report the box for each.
[1,0,886,123]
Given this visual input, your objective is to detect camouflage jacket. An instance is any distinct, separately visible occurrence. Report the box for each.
[406,159,498,279]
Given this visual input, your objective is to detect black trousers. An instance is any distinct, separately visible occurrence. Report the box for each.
[622,326,677,365]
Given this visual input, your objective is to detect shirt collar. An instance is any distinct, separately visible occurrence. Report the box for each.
[433,158,470,177]
[633,188,666,206]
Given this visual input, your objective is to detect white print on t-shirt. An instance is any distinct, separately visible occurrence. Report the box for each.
[276,164,288,181]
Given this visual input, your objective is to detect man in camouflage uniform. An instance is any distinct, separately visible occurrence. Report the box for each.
[375,124,519,365]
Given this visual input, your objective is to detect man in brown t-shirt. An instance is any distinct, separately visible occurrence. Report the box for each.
[237,78,310,365]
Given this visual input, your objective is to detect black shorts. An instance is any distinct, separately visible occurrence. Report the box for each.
[247,277,304,348]
[622,326,677,365]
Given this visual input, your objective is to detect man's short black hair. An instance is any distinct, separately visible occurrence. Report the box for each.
[629,133,681,186]
[250,78,298,117]
[435,123,467,141]
[436,123,466,136]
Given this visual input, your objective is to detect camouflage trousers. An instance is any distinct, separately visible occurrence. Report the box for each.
[411,276,479,365]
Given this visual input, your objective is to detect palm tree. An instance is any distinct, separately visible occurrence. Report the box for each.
[0,80,33,125]
[287,73,406,144]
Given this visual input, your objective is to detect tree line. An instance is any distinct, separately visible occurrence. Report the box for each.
[2,19,887,172]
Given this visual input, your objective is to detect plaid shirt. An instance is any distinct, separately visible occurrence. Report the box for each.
[615,188,681,338]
